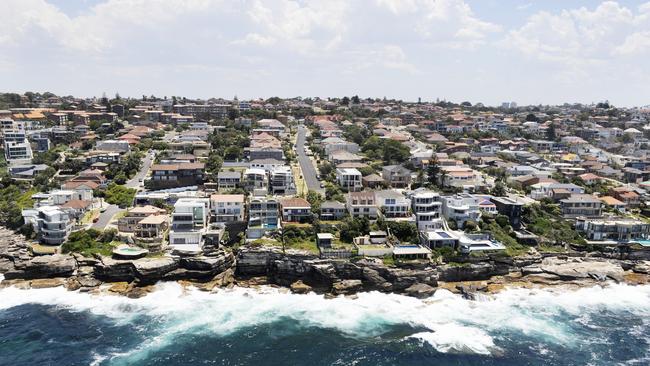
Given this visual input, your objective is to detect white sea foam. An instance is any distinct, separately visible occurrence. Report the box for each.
[1,279,650,362]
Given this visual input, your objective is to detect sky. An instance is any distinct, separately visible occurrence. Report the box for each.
[2,0,650,107]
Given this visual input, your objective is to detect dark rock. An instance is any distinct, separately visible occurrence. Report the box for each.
[290,280,312,294]
[7,254,77,280]
[404,283,436,299]
[332,279,363,295]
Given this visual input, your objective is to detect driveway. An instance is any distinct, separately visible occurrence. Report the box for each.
[296,125,324,195]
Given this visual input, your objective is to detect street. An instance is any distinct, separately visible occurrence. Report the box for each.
[92,151,154,229]
[296,125,325,195]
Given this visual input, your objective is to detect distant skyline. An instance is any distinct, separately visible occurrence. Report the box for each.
[2,0,650,106]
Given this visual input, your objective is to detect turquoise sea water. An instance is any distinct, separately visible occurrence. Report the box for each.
[0,279,649,366]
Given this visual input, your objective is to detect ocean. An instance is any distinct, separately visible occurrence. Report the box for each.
[0,276,649,366]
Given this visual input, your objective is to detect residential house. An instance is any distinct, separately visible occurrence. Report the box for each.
[247,197,280,239]
[441,194,481,228]
[560,194,603,218]
[134,215,169,252]
[168,198,210,251]
[269,165,296,195]
[330,150,364,166]
[149,163,205,189]
[381,165,412,188]
[410,190,442,230]
[210,194,245,222]
[217,170,242,191]
[610,187,641,207]
[575,217,650,243]
[22,206,73,245]
[357,172,380,188]
[279,197,312,222]
[336,168,363,192]
[490,196,524,229]
[375,190,411,219]
[346,191,378,219]
[320,201,346,220]
[243,168,268,196]
[118,205,167,233]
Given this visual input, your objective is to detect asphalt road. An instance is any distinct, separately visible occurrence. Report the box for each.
[92,151,154,229]
[126,151,154,189]
[91,203,122,230]
[296,125,324,195]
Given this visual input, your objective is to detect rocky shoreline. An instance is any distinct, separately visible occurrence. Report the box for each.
[2,227,650,299]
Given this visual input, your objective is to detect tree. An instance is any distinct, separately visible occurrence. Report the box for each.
[341,96,350,106]
[546,123,556,141]
[525,113,539,122]
[351,95,360,104]
[491,181,507,197]
[427,157,440,188]
[306,191,323,213]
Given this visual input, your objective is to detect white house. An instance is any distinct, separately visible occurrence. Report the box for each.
[210,194,245,222]
[336,168,363,192]
[168,198,210,252]
[441,194,481,228]
[22,206,73,245]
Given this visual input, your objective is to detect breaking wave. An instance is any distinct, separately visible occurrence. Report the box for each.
[1,274,650,364]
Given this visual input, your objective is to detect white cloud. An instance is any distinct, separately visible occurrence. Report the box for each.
[505,1,650,63]
[375,0,501,47]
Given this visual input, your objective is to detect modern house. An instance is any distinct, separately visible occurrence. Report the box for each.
[575,217,650,243]
[441,194,481,228]
[168,198,210,252]
[269,165,296,195]
[243,168,268,196]
[149,163,205,189]
[22,206,73,245]
[375,190,411,219]
[247,197,280,239]
[217,170,242,191]
[4,139,33,162]
[560,194,603,218]
[210,194,245,222]
[336,168,363,192]
[410,190,442,230]
[490,196,524,229]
